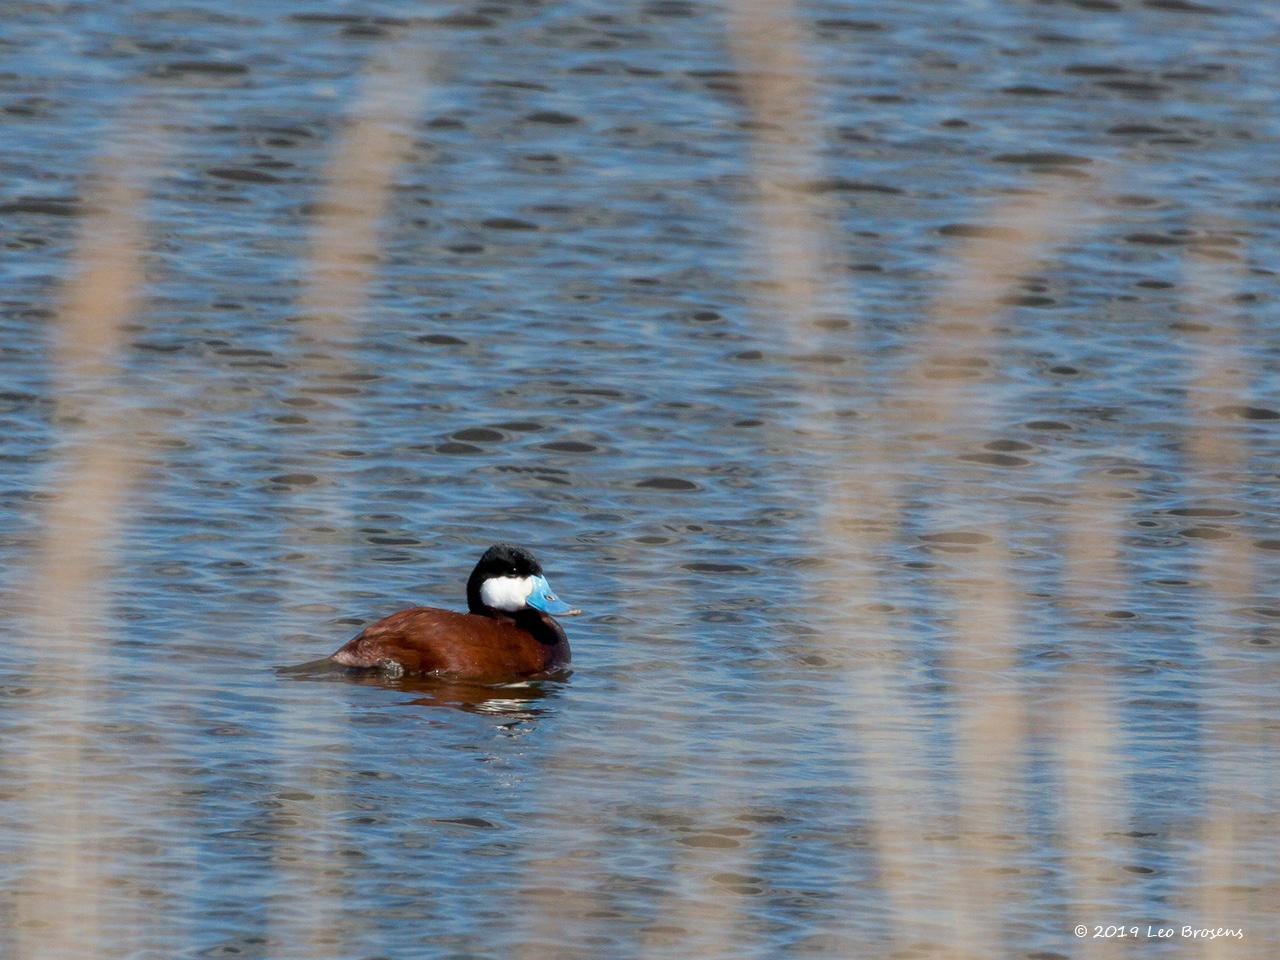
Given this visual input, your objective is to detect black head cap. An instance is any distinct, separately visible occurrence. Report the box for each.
[466,543,542,613]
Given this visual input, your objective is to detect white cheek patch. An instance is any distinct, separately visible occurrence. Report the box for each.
[480,575,533,611]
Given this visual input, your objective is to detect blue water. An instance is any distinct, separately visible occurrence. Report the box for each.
[0,1,1276,958]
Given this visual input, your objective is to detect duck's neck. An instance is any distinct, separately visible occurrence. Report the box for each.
[465,572,487,614]
[513,608,568,647]
[469,601,566,648]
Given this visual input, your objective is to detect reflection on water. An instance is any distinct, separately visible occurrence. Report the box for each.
[0,1,1277,958]
[279,658,565,718]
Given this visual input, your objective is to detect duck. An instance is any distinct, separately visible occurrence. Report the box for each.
[329,543,579,681]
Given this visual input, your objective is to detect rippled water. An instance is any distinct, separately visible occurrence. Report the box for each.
[0,2,1277,958]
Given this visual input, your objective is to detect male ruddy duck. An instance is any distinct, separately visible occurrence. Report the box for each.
[329,543,579,681]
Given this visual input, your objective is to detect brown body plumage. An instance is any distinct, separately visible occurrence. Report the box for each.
[330,606,570,680]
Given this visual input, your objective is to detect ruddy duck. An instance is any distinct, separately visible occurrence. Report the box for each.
[329,543,579,681]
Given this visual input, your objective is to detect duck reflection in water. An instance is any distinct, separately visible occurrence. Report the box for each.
[278,659,563,717]
[342,670,562,717]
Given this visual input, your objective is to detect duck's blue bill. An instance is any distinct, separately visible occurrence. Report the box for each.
[527,575,579,615]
